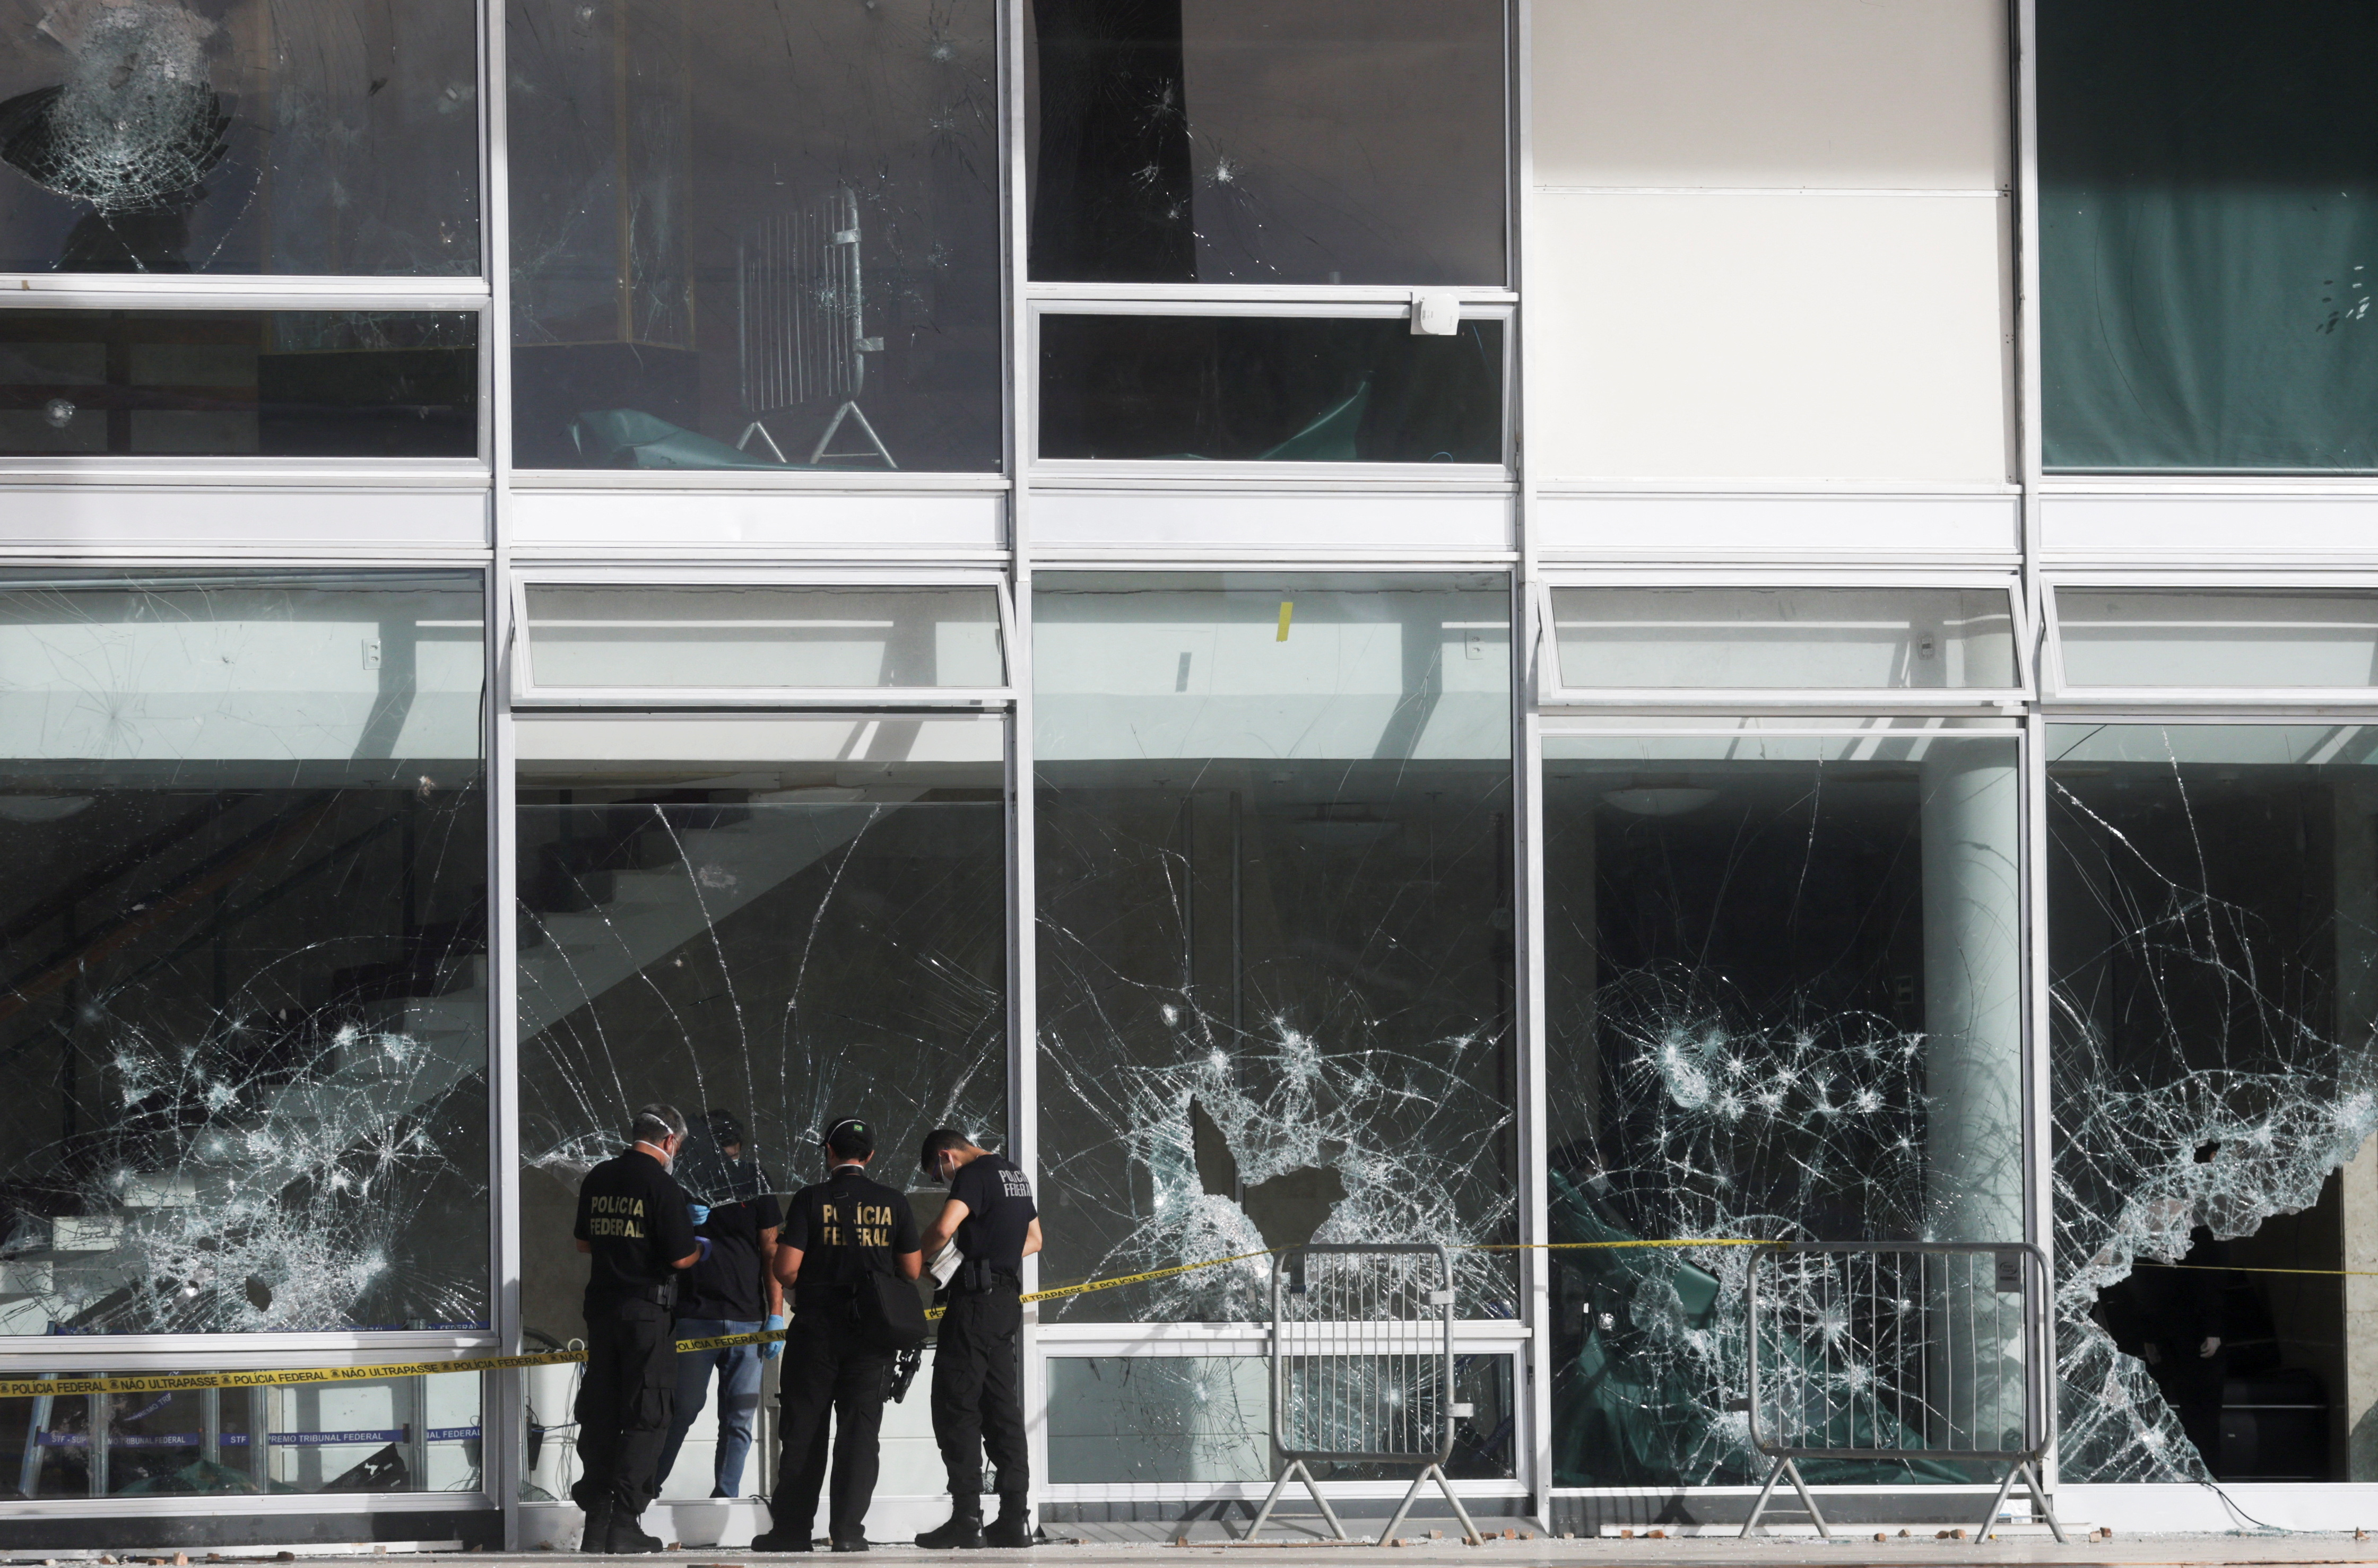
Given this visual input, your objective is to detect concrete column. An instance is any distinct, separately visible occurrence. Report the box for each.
[1920,742,2026,1452]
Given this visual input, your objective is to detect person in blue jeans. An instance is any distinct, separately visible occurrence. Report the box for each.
[657,1111,786,1498]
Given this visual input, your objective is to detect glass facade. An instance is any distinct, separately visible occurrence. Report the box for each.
[2,0,2376,1548]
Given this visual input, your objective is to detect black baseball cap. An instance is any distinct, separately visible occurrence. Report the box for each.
[704,1108,746,1148]
[825,1117,875,1159]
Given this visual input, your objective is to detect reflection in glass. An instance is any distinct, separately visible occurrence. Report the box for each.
[1038,316,1504,463]
[1550,587,2019,692]
[507,0,1002,472]
[0,0,479,275]
[1035,573,1516,1326]
[2055,590,2378,691]
[1542,730,2022,1486]
[515,714,1006,1407]
[0,1370,482,1496]
[522,586,1005,691]
[1027,0,1506,285]
[1046,1354,1515,1483]
[0,572,490,1335]
[2049,724,2378,1484]
[0,311,479,457]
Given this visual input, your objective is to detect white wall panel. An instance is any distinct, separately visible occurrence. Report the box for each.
[2041,493,2378,563]
[1028,490,1513,555]
[0,485,489,552]
[1527,193,2012,483]
[1535,492,2020,561]
[1532,0,2008,190]
[509,488,1006,555]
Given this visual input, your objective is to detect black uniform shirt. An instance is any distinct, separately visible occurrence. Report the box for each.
[682,1191,785,1321]
[575,1147,699,1318]
[781,1164,919,1316]
[948,1152,1036,1277]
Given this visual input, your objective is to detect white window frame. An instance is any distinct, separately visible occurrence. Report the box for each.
[507,567,1017,709]
[2043,572,2378,708]
[1532,571,2033,713]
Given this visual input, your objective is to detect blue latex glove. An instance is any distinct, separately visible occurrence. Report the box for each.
[693,1235,712,1264]
[688,1201,710,1228]
[762,1311,787,1362]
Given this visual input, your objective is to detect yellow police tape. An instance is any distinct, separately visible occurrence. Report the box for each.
[0,1238,1777,1400]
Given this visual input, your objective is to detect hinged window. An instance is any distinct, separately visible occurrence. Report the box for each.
[1540,581,2027,708]
[511,577,1012,707]
[2047,585,2378,700]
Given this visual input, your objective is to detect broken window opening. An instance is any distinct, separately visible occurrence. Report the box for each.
[0,571,491,1339]
[2049,722,2378,1485]
[1542,729,2024,1488]
[512,711,1008,1498]
[0,0,480,275]
[1034,573,1518,1329]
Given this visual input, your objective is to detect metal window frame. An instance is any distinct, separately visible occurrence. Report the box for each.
[2042,573,2378,708]
[1533,571,2034,713]
[506,567,1017,710]
[1024,297,1519,482]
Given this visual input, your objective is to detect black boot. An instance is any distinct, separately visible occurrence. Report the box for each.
[984,1493,1032,1548]
[752,1524,815,1553]
[579,1500,613,1553]
[605,1506,666,1554]
[916,1495,984,1550]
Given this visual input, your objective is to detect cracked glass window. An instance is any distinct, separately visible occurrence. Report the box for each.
[2049,722,2378,1485]
[515,712,1007,1371]
[507,0,1002,472]
[0,0,479,275]
[1542,726,2023,1487]
[1046,1353,1515,1483]
[0,571,490,1337]
[1038,315,1505,464]
[0,1368,482,1497]
[0,310,479,457]
[1035,573,1517,1327]
[1026,0,1506,285]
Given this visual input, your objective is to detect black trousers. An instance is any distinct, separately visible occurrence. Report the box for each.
[931,1287,1027,1495]
[575,1301,678,1517]
[769,1314,891,1542]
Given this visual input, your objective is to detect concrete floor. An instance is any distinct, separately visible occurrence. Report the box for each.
[140,1535,2378,1568]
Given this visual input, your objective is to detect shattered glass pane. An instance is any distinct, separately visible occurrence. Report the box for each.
[1037,315,1505,464]
[1026,0,1507,285]
[0,572,489,1336]
[0,1369,482,1497]
[1035,573,1517,1325]
[1046,1353,1515,1483]
[0,310,478,457]
[0,0,480,275]
[515,713,1006,1357]
[1541,727,2023,1487]
[2049,723,2378,1484]
[507,0,1002,471]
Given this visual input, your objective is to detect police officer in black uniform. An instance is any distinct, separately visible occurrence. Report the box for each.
[572,1104,705,1554]
[751,1118,920,1554]
[914,1129,1041,1550]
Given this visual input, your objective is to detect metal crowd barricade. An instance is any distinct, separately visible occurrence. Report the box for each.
[1741,1242,2067,1542]
[1246,1243,1485,1545]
